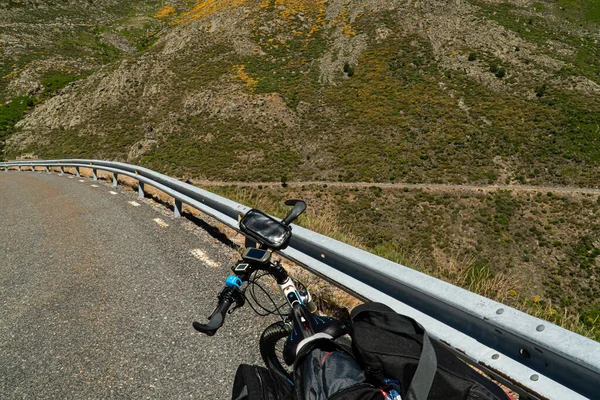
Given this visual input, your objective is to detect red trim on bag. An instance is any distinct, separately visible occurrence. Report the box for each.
[321,352,333,366]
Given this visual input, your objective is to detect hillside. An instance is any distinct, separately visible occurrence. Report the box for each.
[0,0,163,156]
[3,0,600,185]
[1,0,599,337]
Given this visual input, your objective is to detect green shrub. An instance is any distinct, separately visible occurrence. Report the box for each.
[535,83,547,98]
[0,96,33,135]
[343,61,355,77]
[40,71,81,96]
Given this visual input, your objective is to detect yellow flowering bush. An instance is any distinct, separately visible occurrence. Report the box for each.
[154,5,176,19]
[233,64,258,89]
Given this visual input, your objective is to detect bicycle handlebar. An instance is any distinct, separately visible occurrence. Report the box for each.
[193,286,243,336]
[193,298,233,336]
[193,200,306,336]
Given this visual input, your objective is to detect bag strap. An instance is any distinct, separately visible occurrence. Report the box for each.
[352,303,438,400]
[406,330,437,400]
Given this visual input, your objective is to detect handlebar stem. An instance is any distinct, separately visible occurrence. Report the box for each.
[270,262,289,285]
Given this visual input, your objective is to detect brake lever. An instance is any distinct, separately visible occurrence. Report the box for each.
[228,296,245,314]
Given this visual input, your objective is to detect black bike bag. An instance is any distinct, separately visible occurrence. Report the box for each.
[351,302,509,400]
[232,364,292,400]
[239,209,292,250]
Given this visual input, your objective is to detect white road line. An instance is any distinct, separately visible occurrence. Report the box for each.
[78,179,85,182]
[68,176,74,179]
[190,249,219,268]
[128,201,141,207]
[153,218,169,227]
[91,184,99,188]
[109,191,118,195]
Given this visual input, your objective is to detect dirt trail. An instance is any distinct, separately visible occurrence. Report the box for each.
[191,180,600,195]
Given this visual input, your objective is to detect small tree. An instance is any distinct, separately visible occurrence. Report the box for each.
[343,61,355,77]
[495,67,506,79]
[535,83,547,98]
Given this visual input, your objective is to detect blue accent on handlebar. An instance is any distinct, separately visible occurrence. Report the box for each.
[226,275,242,289]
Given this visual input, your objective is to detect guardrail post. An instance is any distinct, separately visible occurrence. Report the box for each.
[18,166,21,172]
[75,167,80,177]
[59,166,64,174]
[3,166,6,172]
[92,168,97,181]
[45,166,49,173]
[174,199,182,218]
[138,182,145,199]
[112,173,118,187]
[30,165,35,172]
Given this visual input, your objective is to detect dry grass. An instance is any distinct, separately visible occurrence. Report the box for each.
[434,252,519,304]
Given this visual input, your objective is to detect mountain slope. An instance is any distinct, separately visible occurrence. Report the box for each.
[0,0,163,159]
[4,0,600,186]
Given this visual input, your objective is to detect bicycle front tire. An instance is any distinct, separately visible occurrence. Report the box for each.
[259,321,293,384]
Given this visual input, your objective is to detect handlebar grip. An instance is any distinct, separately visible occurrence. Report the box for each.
[281,200,306,226]
[193,297,233,336]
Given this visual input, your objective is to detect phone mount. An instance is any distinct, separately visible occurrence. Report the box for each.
[238,200,306,250]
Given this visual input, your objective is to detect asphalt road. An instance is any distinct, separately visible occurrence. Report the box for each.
[0,171,265,399]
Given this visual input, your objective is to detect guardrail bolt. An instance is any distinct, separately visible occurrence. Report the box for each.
[112,173,118,187]
[174,199,182,218]
[138,182,145,199]
[92,168,97,181]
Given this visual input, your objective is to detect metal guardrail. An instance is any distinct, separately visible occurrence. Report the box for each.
[2,159,599,400]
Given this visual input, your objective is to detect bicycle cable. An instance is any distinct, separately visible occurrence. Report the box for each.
[244,270,289,319]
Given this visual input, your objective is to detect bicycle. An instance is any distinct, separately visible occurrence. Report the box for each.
[192,200,346,385]
[192,201,513,400]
